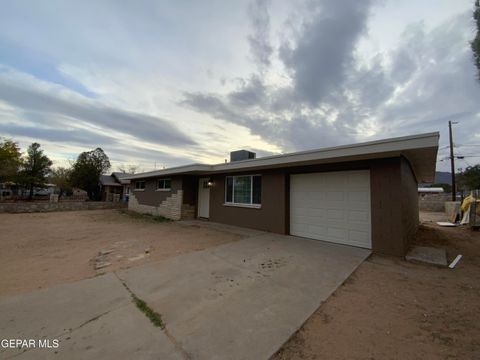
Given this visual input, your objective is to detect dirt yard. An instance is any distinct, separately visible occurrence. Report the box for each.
[0,210,242,296]
[273,212,480,360]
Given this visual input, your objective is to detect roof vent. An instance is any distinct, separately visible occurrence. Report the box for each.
[230,150,256,162]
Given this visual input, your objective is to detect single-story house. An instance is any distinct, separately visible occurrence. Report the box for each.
[125,132,439,256]
[418,187,445,194]
[100,172,131,202]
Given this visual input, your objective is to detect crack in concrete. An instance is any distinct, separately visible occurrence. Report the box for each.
[4,309,118,359]
[113,271,193,360]
[163,328,193,360]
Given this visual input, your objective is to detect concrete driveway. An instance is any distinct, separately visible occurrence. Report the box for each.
[0,224,370,360]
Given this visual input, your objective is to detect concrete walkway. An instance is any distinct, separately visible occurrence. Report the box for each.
[0,230,370,360]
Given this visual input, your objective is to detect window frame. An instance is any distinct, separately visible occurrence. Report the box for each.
[134,181,145,191]
[156,178,171,191]
[224,174,261,208]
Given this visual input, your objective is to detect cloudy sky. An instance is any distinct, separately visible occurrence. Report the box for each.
[0,0,478,172]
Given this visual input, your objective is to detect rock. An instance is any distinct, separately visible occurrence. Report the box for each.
[98,250,114,256]
[406,246,448,266]
[95,262,111,270]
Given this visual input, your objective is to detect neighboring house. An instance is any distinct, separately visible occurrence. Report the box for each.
[0,182,14,201]
[0,182,56,199]
[125,132,439,256]
[71,188,89,201]
[100,172,131,202]
[418,187,444,194]
[418,187,449,212]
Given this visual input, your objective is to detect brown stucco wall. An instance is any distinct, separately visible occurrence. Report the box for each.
[208,170,287,233]
[400,156,420,251]
[207,157,417,256]
[370,158,404,255]
[128,157,420,256]
[133,176,182,206]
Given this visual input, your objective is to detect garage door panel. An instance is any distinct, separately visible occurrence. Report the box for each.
[349,230,369,243]
[347,171,370,184]
[327,209,346,221]
[348,191,369,202]
[348,201,370,211]
[327,227,347,241]
[291,191,326,201]
[348,210,369,222]
[325,191,345,201]
[290,207,322,217]
[290,170,371,249]
[308,224,327,235]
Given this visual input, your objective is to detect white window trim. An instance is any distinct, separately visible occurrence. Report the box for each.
[223,202,261,209]
[224,174,261,207]
[156,178,171,191]
[134,181,146,191]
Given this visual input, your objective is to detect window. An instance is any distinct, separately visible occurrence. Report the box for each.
[225,175,261,206]
[135,181,145,190]
[157,178,171,190]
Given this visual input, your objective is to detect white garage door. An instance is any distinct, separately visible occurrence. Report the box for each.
[290,170,371,249]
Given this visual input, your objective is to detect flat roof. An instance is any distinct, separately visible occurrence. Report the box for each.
[126,132,439,183]
[418,187,445,193]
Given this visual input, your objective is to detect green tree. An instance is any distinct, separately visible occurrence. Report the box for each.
[0,139,22,183]
[70,148,111,200]
[49,167,73,197]
[473,0,480,79]
[457,165,480,191]
[18,143,53,199]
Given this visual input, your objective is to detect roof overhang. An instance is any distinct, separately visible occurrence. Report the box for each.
[125,132,439,183]
[418,187,444,193]
[101,182,123,187]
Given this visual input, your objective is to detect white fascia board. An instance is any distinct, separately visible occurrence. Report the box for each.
[124,164,212,180]
[126,132,439,180]
[211,132,439,172]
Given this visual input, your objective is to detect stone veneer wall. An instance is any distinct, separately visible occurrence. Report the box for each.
[129,190,185,220]
[0,201,126,213]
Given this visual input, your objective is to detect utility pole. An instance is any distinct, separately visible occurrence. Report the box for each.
[448,121,457,201]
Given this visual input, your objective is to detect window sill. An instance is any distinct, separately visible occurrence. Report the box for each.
[223,203,261,209]
[156,189,171,192]
[133,189,145,192]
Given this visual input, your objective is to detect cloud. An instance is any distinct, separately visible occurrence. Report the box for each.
[182,0,376,150]
[279,0,373,106]
[247,0,273,69]
[104,145,194,169]
[1,122,117,146]
[182,2,480,170]
[0,67,196,147]
[1,0,478,172]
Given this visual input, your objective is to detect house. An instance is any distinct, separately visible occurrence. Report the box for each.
[0,182,14,201]
[100,172,131,202]
[418,187,444,194]
[71,188,89,201]
[418,187,449,212]
[124,132,439,256]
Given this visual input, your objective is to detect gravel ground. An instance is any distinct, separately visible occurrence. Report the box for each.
[273,211,480,360]
[0,209,242,296]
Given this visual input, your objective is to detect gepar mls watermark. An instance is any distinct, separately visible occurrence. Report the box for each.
[1,338,59,350]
